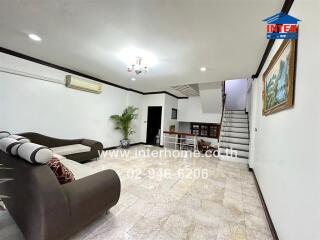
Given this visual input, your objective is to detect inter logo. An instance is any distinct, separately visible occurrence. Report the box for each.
[263,12,300,39]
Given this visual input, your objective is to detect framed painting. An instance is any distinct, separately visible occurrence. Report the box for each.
[262,40,297,116]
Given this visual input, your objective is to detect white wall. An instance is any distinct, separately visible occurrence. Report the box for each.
[0,52,143,147]
[245,78,253,113]
[0,72,5,128]
[140,94,165,145]
[249,1,320,240]
[178,122,191,133]
[225,79,248,110]
[0,52,175,148]
[248,79,258,167]
[163,94,178,132]
[198,82,222,113]
[177,96,221,123]
[140,94,178,145]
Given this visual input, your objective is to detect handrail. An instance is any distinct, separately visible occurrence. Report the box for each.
[218,81,226,142]
[163,131,198,151]
[163,131,196,137]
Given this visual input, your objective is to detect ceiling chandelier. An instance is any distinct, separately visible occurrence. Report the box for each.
[127,56,148,75]
[118,47,158,76]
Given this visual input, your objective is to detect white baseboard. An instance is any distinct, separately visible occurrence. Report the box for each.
[219,155,248,164]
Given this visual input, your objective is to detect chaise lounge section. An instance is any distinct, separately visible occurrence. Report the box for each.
[20,132,103,163]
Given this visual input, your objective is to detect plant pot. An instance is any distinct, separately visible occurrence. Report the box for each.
[120,139,130,148]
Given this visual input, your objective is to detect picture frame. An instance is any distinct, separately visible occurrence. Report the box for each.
[262,40,297,116]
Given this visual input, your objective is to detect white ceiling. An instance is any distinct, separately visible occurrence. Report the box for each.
[0,0,283,94]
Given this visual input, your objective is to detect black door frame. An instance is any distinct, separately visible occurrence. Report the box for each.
[146,106,162,145]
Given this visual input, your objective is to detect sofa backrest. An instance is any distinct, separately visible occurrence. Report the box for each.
[0,151,70,240]
[20,132,81,148]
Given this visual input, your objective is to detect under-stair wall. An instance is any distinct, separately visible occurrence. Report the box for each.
[224,79,248,111]
[198,82,222,113]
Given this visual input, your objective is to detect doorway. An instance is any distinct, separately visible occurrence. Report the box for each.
[146,106,162,145]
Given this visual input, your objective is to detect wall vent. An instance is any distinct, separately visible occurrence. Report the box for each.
[171,84,199,97]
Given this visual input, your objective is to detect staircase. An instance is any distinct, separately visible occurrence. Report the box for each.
[219,110,249,163]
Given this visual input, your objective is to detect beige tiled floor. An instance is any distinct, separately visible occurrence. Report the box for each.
[0,146,273,240]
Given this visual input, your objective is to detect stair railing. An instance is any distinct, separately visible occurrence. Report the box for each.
[218,81,226,142]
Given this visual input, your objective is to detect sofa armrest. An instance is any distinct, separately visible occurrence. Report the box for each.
[62,169,121,220]
[81,139,103,152]
[0,155,71,240]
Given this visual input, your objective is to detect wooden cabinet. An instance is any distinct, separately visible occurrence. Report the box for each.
[191,124,200,136]
[191,122,220,138]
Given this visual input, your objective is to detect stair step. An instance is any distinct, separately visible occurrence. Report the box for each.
[220,152,248,159]
[220,132,249,138]
[223,114,247,118]
[220,137,249,144]
[221,127,249,133]
[219,154,248,164]
[223,116,248,120]
[223,118,248,123]
[219,147,249,152]
[220,142,250,151]
[220,140,249,146]
[219,147,249,158]
[224,110,246,114]
[222,122,248,128]
[222,126,248,129]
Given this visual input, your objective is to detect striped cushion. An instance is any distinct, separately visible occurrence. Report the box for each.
[8,135,30,143]
[0,131,10,139]
[18,143,53,164]
[0,138,22,155]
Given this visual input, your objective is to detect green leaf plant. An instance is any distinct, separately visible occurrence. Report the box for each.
[110,106,138,140]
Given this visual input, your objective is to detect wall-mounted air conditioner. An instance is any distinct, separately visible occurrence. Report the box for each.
[65,75,102,94]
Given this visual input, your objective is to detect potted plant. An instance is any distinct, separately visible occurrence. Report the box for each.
[110,106,138,148]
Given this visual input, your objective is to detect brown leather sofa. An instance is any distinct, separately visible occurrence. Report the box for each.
[20,132,103,163]
[0,151,121,240]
